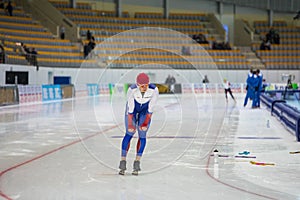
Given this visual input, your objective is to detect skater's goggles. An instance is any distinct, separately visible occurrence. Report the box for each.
[137,83,149,88]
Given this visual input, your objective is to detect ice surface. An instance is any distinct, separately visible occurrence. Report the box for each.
[0,94,299,200]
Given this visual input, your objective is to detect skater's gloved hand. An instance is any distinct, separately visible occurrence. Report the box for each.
[128,113,135,132]
[140,113,152,131]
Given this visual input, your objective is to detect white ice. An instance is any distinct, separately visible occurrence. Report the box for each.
[0,93,300,200]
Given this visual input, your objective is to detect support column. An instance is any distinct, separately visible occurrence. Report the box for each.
[163,0,169,19]
[217,1,223,21]
[70,0,76,9]
[268,9,273,27]
[115,0,121,17]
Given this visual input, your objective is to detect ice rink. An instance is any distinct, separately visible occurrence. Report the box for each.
[1,93,300,200]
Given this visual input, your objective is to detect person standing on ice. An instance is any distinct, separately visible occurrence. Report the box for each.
[223,78,236,102]
[119,73,159,175]
[244,69,254,107]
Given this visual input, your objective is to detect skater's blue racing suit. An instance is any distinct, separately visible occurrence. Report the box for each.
[121,83,159,157]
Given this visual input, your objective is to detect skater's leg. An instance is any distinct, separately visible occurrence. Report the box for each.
[228,89,235,101]
[121,111,137,158]
[121,134,133,158]
[136,114,148,158]
[136,138,146,157]
[133,138,144,175]
[119,133,133,175]
[224,89,228,101]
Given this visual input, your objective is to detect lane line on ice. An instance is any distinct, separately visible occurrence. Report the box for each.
[0,124,119,200]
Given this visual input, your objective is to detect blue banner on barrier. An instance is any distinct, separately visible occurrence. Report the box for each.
[87,84,99,96]
[42,85,62,101]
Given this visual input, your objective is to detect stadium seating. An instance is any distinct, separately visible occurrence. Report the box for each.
[0,1,250,69]
[0,2,83,67]
[253,20,300,69]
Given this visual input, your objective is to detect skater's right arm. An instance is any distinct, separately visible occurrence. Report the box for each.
[127,87,135,132]
[127,113,135,132]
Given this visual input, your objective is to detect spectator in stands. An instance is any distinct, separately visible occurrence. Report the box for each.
[202,75,209,83]
[212,41,231,50]
[193,33,208,44]
[60,25,65,40]
[18,42,30,58]
[29,47,38,66]
[0,0,5,9]
[18,43,38,66]
[86,30,92,41]
[266,28,280,44]
[273,32,280,44]
[181,46,191,55]
[293,11,300,20]
[5,1,13,16]
[84,36,96,58]
[0,41,5,63]
[259,38,271,50]
[224,42,231,50]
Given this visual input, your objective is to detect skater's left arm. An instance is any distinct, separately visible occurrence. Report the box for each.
[148,86,159,113]
[140,86,159,131]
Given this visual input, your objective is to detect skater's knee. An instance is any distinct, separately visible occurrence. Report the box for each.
[138,130,147,138]
[125,130,135,136]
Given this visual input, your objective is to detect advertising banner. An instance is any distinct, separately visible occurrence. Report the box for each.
[205,83,217,93]
[42,85,62,101]
[87,83,99,96]
[193,83,204,94]
[181,83,193,94]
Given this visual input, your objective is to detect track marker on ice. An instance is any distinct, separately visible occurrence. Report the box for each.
[238,151,250,155]
[289,151,300,154]
[250,161,275,166]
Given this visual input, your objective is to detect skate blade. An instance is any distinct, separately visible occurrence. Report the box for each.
[119,170,125,175]
[132,171,138,176]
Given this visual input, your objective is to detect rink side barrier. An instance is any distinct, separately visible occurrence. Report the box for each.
[42,84,75,101]
[261,93,300,141]
[85,83,246,95]
[0,85,18,106]
[1,83,246,105]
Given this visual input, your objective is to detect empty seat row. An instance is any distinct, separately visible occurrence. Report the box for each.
[255,27,299,33]
[254,20,287,27]
[4,36,76,46]
[265,62,300,69]
[0,22,46,32]
[0,16,37,24]
[49,1,92,10]
[256,50,300,56]
[252,44,300,51]
[77,23,205,33]
[69,15,201,26]
[0,28,53,39]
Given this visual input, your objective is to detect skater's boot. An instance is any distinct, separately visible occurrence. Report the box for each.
[132,160,141,175]
[119,160,126,175]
